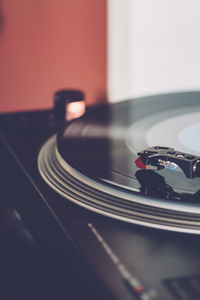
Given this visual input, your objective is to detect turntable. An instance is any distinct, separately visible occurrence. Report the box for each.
[1,90,200,300]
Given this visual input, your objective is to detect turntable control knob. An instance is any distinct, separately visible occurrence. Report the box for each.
[54,89,85,122]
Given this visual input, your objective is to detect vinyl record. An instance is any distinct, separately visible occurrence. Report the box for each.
[38,92,200,233]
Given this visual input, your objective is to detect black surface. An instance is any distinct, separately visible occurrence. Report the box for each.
[0,136,79,300]
[1,92,200,300]
[0,112,114,300]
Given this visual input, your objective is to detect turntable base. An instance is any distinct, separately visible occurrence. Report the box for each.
[1,91,200,300]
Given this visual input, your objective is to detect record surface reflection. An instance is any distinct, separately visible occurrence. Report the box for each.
[38,92,200,233]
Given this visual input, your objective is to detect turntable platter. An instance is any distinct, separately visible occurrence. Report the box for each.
[38,92,200,233]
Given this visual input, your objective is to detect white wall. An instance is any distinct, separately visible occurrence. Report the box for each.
[108,0,200,101]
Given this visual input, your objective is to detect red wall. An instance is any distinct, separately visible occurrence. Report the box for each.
[0,0,107,112]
